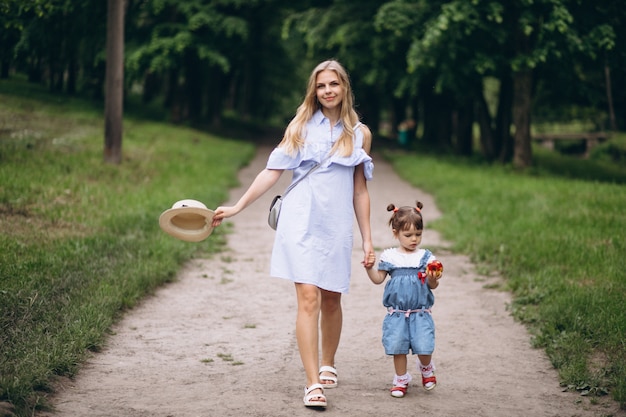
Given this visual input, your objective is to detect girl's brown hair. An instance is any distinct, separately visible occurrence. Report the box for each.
[386,201,424,231]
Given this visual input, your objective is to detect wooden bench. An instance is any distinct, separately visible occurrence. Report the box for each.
[532,132,608,158]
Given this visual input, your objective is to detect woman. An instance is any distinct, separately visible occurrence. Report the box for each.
[211,59,374,408]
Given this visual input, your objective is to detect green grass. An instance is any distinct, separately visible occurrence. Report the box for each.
[383,148,626,409]
[0,80,255,416]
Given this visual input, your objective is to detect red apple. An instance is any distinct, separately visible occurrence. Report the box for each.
[427,260,443,278]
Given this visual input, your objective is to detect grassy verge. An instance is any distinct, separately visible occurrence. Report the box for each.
[0,81,255,416]
[383,148,626,409]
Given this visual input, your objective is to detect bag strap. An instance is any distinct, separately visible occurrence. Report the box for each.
[281,155,328,197]
[282,122,362,198]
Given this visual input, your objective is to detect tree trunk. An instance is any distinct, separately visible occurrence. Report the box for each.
[496,72,514,163]
[391,96,407,139]
[205,67,225,127]
[142,71,160,103]
[67,55,77,95]
[435,103,453,149]
[455,99,473,156]
[407,96,419,144]
[476,92,496,160]
[185,50,203,123]
[355,84,381,136]
[104,0,125,164]
[0,60,9,79]
[422,86,452,149]
[512,69,533,168]
[604,61,617,131]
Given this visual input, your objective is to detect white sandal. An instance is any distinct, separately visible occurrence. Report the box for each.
[303,383,327,407]
[319,365,338,388]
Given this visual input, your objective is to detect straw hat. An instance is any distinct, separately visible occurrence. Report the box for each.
[159,199,215,242]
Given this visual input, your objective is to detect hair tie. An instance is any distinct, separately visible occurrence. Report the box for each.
[393,207,398,213]
[415,206,421,213]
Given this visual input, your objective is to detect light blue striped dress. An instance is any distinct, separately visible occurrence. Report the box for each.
[266,110,373,293]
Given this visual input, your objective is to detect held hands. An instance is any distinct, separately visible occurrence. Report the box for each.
[362,251,376,270]
[363,250,387,285]
[361,241,376,269]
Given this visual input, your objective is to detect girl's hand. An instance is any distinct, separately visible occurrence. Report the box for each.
[426,260,443,280]
[426,270,442,281]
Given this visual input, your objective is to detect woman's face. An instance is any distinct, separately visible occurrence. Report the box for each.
[315,69,344,113]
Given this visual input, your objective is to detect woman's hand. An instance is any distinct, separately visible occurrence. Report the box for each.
[361,240,376,269]
[211,168,284,228]
[211,206,238,227]
[362,251,376,270]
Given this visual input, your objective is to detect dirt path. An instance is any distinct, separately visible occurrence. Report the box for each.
[39,147,623,417]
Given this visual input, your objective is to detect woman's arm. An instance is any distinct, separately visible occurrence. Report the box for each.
[212,168,283,226]
[354,124,374,268]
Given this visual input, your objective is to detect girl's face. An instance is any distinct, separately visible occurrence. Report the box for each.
[393,224,423,253]
[315,69,344,113]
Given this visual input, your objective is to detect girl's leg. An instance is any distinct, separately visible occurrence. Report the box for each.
[294,284,323,396]
[417,354,436,390]
[319,289,342,385]
[391,354,411,398]
[393,354,408,376]
[417,354,432,368]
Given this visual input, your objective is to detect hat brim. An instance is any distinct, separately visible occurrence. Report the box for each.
[159,206,215,242]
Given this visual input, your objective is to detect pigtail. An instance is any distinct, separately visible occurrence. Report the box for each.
[387,204,397,227]
[387,201,425,231]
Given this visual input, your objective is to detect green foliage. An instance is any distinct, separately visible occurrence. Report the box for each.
[589,132,626,164]
[0,81,255,416]
[127,0,248,75]
[384,149,626,408]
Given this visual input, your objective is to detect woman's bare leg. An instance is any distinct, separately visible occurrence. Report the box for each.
[320,289,342,384]
[295,283,323,398]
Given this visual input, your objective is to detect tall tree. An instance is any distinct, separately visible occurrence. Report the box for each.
[104,0,125,164]
[125,0,248,124]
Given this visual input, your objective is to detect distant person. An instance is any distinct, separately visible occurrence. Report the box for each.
[211,59,375,408]
[365,202,443,398]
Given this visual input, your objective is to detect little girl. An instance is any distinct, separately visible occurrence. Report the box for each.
[365,201,443,398]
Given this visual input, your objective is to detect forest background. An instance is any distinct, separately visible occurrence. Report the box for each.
[1,0,625,416]
[1,0,625,165]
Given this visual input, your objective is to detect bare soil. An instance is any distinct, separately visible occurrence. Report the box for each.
[38,147,624,417]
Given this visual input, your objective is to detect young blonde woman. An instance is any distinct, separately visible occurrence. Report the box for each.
[212,59,375,408]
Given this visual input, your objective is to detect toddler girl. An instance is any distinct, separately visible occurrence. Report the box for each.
[365,202,443,398]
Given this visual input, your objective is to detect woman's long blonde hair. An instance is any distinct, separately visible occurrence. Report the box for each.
[279,60,360,157]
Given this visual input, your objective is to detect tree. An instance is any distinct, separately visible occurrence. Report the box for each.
[376,0,618,167]
[125,0,249,124]
[3,0,624,151]
[104,0,125,164]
